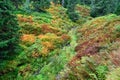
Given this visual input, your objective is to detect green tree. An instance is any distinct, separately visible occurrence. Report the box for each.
[67,0,80,22]
[53,0,59,5]
[52,0,66,7]
[62,0,69,8]
[78,0,91,5]
[90,0,120,17]
[115,2,120,15]
[24,0,31,12]
[0,0,20,59]
[32,0,50,12]
[10,0,23,9]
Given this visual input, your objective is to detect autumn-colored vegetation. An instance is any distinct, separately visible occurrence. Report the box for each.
[69,15,120,66]
[59,14,120,80]
[76,5,90,17]
[1,1,120,80]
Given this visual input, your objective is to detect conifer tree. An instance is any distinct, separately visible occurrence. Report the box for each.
[67,0,79,22]
[10,0,23,9]
[90,0,120,17]
[32,0,50,12]
[0,0,20,59]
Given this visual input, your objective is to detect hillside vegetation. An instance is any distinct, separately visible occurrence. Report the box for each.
[0,0,120,80]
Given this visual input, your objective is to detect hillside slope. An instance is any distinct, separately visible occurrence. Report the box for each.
[0,4,82,80]
[58,14,120,80]
[1,3,120,80]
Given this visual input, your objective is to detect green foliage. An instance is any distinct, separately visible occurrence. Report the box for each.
[53,0,60,5]
[52,0,68,8]
[10,0,23,9]
[78,0,91,5]
[115,25,120,32]
[95,65,108,80]
[115,3,120,15]
[67,0,80,22]
[90,0,120,17]
[26,39,42,57]
[0,0,20,59]
[2,0,120,80]
[23,0,31,13]
[14,26,77,80]
[32,0,50,12]
[67,12,80,22]
[60,56,109,80]
[115,25,120,38]
[32,12,52,23]
[20,23,42,35]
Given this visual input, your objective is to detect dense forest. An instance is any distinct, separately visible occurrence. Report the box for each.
[0,0,120,80]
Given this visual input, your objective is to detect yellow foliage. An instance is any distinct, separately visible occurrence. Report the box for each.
[38,33,59,40]
[21,34,36,43]
[41,47,50,56]
[71,15,120,66]
[41,24,60,34]
[32,52,40,58]
[41,41,54,50]
[61,34,71,41]
[78,15,120,43]
[17,14,33,23]
[76,5,90,17]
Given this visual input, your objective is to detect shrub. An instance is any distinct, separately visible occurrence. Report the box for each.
[115,25,120,38]
[106,68,120,80]
[95,65,108,80]
[26,39,42,57]
[61,56,109,80]
[67,12,80,22]
[21,34,36,46]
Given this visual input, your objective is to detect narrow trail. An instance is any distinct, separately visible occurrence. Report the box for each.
[55,27,79,80]
[35,26,78,80]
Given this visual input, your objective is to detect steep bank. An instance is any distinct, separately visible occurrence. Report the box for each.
[60,14,120,80]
